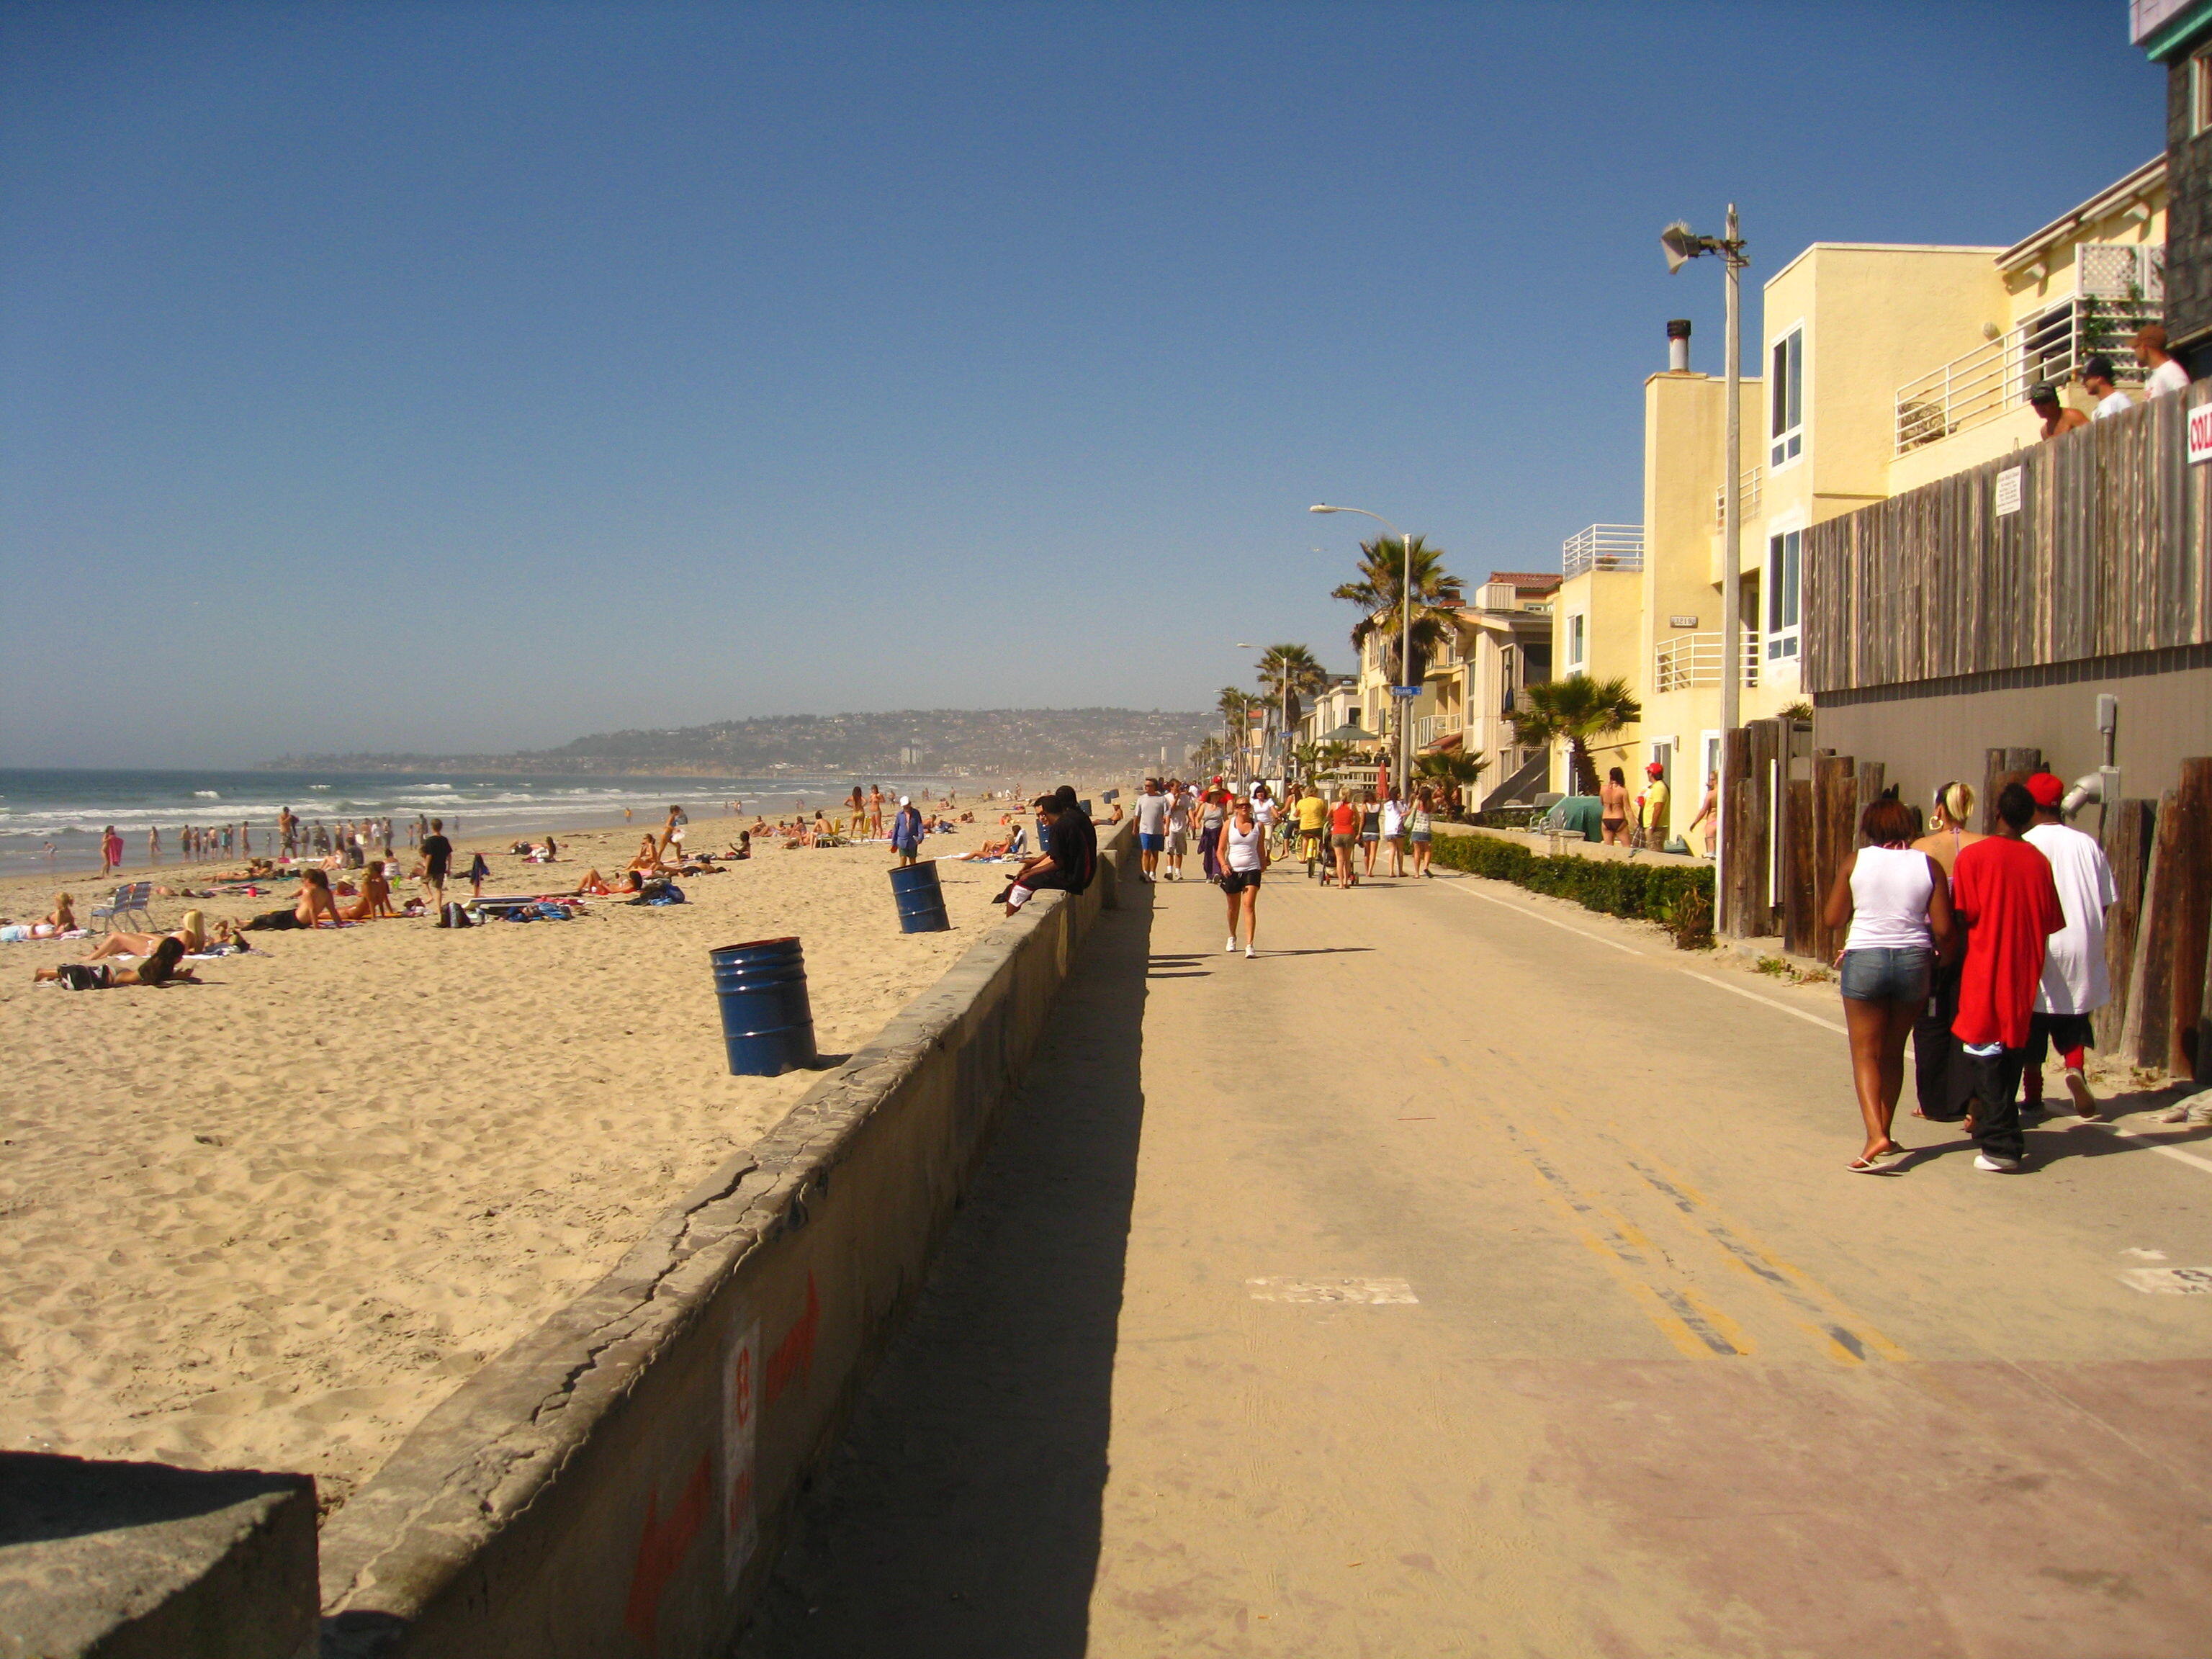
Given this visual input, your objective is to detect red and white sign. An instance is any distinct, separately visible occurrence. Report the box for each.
[2188,401,2212,465]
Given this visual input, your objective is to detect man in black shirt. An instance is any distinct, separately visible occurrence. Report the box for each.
[421,817,454,922]
[1002,787,1098,914]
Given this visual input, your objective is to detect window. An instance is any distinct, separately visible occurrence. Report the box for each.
[1567,613,1587,669]
[1766,529,1801,660]
[2195,50,2212,137]
[1769,326,1804,467]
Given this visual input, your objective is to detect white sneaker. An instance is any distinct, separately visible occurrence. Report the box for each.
[1244,945,1256,958]
[1973,1153,2022,1173]
[1226,935,1238,953]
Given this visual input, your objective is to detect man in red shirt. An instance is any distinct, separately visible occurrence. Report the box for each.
[1948,782,2065,1171]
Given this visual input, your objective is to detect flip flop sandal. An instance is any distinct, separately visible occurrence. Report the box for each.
[1847,1156,1898,1174]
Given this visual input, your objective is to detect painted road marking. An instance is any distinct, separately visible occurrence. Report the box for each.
[1678,971,1847,1035]
[2119,1267,2212,1295]
[1247,1277,1419,1304]
[2082,1120,2212,1177]
[1437,879,1643,955]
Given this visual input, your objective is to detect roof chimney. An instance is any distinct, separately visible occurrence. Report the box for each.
[1666,318,1691,373]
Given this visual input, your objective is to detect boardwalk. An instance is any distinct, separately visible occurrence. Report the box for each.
[738,863,2212,1658]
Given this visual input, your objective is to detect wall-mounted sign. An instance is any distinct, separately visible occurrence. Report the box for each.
[2189,402,2212,464]
[1995,467,2023,516]
[1668,614,1699,629]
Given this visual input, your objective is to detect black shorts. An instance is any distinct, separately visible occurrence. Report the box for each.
[243,908,305,932]
[2025,1012,2095,1065]
[1220,868,1262,894]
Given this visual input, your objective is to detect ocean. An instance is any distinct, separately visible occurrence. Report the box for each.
[0,768,964,878]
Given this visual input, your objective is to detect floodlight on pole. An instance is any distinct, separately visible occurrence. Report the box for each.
[1663,205,1748,934]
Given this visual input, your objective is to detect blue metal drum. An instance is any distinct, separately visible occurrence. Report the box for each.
[887,860,951,932]
[708,936,819,1076]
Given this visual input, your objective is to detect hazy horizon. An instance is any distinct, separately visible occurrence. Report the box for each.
[0,2,2159,768]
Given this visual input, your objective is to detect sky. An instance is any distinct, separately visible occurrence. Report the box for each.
[0,1,2165,768]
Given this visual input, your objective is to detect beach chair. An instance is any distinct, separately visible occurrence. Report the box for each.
[91,882,153,934]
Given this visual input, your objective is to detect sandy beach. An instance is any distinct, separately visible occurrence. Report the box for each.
[0,803,1046,1516]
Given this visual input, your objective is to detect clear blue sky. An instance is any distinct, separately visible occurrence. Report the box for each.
[0,1,2161,766]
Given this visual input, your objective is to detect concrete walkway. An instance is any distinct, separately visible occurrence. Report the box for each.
[737,863,2212,1658]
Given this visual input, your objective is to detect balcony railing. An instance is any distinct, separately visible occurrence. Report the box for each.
[1655,630,1762,693]
[1561,523,1644,577]
[1412,714,1465,749]
[1712,465,1763,528]
[1894,293,2162,455]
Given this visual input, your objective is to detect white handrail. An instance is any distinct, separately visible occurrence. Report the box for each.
[1894,295,2159,454]
[1561,523,1644,577]
[1654,631,1762,693]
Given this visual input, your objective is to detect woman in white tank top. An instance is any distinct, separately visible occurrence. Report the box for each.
[1820,797,1957,1172]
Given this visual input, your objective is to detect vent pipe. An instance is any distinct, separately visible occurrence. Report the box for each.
[1666,318,1692,373]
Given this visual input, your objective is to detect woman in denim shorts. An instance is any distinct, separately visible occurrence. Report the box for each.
[1820,797,1956,1172]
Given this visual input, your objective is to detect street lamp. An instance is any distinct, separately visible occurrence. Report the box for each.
[1310,503,1415,801]
[1662,207,1748,933]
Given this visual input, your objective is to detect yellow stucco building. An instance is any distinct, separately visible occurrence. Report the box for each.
[1550,158,2167,827]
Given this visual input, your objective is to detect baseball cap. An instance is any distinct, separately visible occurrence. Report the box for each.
[898,795,910,806]
[2025,773,2064,807]
[2027,381,2060,405]
[1646,760,1665,776]
[2084,354,2117,382]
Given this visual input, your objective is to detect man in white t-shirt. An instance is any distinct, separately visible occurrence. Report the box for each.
[2082,354,2133,420]
[2136,323,2192,397]
[2021,772,2118,1120]
[1133,778,1171,882]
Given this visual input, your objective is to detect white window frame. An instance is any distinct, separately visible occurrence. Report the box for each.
[1765,517,1804,663]
[1567,611,1587,670]
[1768,321,1805,472]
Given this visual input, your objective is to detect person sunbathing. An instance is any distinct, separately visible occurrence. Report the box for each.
[573,868,644,896]
[84,908,212,960]
[627,836,663,874]
[342,861,400,921]
[37,935,197,988]
[237,868,346,931]
[212,859,277,883]
[24,893,77,935]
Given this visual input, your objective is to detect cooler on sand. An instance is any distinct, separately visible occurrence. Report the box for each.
[708,937,819,1076]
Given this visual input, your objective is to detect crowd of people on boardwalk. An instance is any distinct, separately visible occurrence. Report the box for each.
[1823,773,2119,1175]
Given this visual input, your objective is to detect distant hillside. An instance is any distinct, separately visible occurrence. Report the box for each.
[264,706,1216,778]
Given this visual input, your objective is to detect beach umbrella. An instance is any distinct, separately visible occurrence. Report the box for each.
[1320,721,1379,745]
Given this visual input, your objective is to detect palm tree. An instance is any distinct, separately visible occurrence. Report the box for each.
[1215,686,1256,781]
[1330,537,1465,687]
[1189,735,1226,775]
[1254,644,1329,731]
[1507,673,1642,795]
[1331,536,1464,773]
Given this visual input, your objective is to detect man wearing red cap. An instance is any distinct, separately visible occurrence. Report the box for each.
[1636,760,1670,853]
[2022,770,2118,1119]
[1950,781,2067,1170]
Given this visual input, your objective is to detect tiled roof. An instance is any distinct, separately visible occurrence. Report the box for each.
[1487,571,1563,590]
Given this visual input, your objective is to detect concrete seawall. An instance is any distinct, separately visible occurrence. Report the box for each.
[318,822,1132,1657]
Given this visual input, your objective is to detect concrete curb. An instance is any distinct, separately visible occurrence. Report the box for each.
[316,819,1134,1657]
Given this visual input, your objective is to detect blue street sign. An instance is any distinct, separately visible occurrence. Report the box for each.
[1388,685,1421,698]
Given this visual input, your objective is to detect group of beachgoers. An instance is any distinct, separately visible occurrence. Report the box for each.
[1822,774,2122,1175]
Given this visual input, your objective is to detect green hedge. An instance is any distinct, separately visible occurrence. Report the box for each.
[1428,831,1713,929]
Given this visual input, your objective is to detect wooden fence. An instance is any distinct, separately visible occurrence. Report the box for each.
[1721,720,2211,1083]
[1804,383,2212,694]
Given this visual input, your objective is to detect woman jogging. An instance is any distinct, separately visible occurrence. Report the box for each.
[1220,796,1268,958]
[1822,796,1956,1172]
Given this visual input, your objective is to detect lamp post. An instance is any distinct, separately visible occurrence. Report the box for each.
[1661,207,1748,933]
[1310,503,1414,801]
[1239,643,1296,788]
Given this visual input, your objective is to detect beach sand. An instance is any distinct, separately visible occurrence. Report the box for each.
[0,804,1039,1516]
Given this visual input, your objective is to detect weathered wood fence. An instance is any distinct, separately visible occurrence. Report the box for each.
[1722,720,2211,1082]
[1804,385,2212,694]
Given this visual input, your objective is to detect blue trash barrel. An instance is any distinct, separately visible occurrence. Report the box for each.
[887,860,951,932]
[709,937,818,1076]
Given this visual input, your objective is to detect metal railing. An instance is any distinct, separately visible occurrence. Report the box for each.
[1712,465,1763,527]
[1654,630,1762,693]
[1894,295,2162,454]
[1560,523,1643,577]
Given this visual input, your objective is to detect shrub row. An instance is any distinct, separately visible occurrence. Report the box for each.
[1428,830,1714,936]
